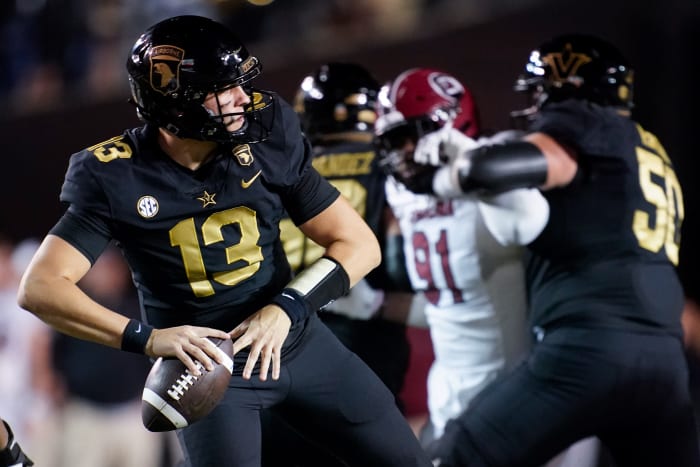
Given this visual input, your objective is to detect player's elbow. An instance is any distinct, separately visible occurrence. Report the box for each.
[17,273,42,314]
[355,228,382,279]
[16,271,54,320]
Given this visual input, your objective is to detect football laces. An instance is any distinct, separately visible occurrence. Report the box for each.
[167,361,205,401]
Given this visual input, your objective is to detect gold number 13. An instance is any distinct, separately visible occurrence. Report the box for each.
[632,148,684,265]
[169,206,263,297]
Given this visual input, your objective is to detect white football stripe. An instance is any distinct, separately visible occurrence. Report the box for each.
[142,388,189,428]
[214,347,234,374]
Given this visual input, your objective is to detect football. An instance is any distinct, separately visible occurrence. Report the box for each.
[141,337,234,432]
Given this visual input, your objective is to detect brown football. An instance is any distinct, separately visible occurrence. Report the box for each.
[141,337,234,432]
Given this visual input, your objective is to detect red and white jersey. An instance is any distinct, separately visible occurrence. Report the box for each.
[385,174,548,441]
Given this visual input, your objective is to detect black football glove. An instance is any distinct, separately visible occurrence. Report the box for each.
[0,421,34,466]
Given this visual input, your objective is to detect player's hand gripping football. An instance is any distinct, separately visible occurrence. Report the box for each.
[230,305,291,381]
[146,325,232,376]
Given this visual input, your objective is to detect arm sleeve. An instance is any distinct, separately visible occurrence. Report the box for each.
[48,208,112,264]
[477,189,550,246]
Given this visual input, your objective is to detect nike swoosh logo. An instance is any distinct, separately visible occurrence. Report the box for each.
[241,170,262,189]
[135,323,142,333]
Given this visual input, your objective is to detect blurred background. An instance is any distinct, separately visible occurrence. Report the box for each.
[0,0,698,292]
[0,0,698,465]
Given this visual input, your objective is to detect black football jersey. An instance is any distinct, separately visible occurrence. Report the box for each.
[526,100,684,336]
[280,139,385,275]
[55,97,340,330]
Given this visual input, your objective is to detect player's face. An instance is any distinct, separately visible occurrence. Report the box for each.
[203,86,251,132]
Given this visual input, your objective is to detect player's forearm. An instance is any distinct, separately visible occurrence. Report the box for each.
[18,273,128,349]
[323,232,381,287]
[433,141,549,197]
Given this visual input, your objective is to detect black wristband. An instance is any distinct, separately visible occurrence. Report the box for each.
[271,256,350,324]
[271,288,311,324]
[121,319,154,354]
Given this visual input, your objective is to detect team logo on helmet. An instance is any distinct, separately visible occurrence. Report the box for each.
[543,43,592,85]
[149,45,184,96]
[428,72,465,102]
[232,144,254,166]
[239,56,258,75]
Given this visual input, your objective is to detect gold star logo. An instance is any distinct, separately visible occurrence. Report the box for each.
[197,191,217,208]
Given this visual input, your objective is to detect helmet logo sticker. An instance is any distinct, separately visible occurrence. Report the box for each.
[137,196,159,218]
[240,56,258,74]
[232,144,254,166]
[428,72,465,102]
[150,45,184,95]
[543,43,592,85]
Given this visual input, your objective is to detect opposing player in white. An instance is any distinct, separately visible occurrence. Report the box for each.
[375,68,549,444]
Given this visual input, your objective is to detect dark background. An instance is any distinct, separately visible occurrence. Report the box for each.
[1,0,697,295]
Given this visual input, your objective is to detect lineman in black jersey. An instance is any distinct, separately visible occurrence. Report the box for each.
[262,63,412,467]
[17,16,430,467]
[402,34,700,466]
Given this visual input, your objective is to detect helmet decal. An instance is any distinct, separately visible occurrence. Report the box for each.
[427,72,465,102]
[511,34,634,124]
[542,43,592,85]
[149,45,184,96]
[239,56,258,75]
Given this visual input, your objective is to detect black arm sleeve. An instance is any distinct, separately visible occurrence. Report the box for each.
[458,141,548,194]
[48,209,112,264]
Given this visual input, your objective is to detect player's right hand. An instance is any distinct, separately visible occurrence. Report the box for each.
[414,125,478,166]
[230,305,292,382]
[146,325,232,376]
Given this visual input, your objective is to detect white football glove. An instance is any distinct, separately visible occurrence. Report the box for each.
[324,278,385,320]
[414,125,479,167]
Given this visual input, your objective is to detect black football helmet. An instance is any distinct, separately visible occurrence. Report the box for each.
[293,62,379,142]
[512,34,634,122]
[126,15,275,144]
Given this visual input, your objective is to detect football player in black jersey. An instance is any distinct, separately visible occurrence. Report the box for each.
[16,16,431,467]
[0,418,33,467]
[400,34,700,467]
[262,62,412,466]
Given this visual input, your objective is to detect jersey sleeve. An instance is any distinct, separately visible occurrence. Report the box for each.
[477,188,550,246]
[282,167,340,225]
[529,100,622,158]
[52,144,117,259]
[256,96,340,224]
[60,150,113,216]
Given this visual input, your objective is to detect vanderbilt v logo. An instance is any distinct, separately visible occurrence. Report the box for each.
[543,43,591,82]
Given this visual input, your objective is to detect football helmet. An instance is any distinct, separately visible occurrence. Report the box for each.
[375,68,480,181]
[512,33,634,122]
[293,62,379,142]
[126,15,275,145]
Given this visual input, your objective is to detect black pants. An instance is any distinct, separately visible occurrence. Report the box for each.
[432,327,700,467]
[261,312,411,466]
[177,313,429,467]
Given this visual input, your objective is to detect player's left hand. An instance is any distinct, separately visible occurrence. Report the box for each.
[230,305,291,381]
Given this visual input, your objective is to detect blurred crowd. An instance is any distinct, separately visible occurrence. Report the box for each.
[0,0,536,116]
[0,235,184,466]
